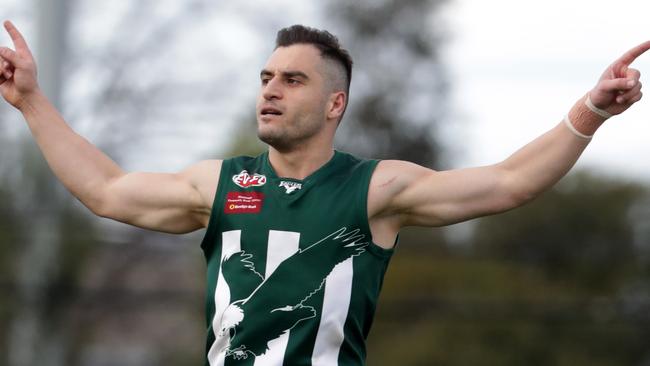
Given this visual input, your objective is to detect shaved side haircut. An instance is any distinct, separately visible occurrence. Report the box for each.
[275,24,353,97]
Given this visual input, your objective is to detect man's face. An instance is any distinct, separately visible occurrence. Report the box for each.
[256,44,330,151]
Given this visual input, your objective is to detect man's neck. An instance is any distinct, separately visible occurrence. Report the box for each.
[268,145,335,180]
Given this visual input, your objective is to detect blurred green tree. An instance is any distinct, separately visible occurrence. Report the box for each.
[367,171,650,365]
[474,171,645,291]
[326,0,450,167]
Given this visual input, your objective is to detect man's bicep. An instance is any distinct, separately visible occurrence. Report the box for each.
[373,160,521,228]
[95,160,221,234]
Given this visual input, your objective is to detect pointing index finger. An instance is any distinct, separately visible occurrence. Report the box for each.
[616,40,650,67]
[3,20,31,56]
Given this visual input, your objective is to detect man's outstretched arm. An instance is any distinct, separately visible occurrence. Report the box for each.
[0,20,218,234]
[370,40,649,229]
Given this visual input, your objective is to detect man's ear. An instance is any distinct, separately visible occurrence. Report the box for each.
[327,91,347,121]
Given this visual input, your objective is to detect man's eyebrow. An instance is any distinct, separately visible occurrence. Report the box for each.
[283,70,309,80]
[259,69,310,80]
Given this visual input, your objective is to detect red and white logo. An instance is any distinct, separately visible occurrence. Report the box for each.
[232,170,267,188]
[224,192,264,214]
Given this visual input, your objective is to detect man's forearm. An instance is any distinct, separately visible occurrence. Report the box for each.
[19,91,124,211]
[499,95,606,203]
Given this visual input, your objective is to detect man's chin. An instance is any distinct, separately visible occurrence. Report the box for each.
[257,130,294,152]
[257,128,281,146]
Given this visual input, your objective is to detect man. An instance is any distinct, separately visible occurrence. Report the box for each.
[0,20,648,365]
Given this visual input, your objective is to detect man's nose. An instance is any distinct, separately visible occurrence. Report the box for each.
[262,78,283,100]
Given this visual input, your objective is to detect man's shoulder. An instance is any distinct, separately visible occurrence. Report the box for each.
[183,153,268,204]
[367,159,436,216]
[177,160,223,210]
[181,159,223,179]
[371,159,430,181]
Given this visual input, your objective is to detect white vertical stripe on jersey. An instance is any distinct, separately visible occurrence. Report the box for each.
[264,231,301,277]
[208,230,242,366]
[311,258,354,366]
[254,230,301,366]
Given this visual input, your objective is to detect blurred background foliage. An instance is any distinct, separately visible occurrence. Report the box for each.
[1,0,650,365]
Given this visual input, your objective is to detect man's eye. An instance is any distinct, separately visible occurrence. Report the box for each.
[287,79,299,85]
[261,78,270,85]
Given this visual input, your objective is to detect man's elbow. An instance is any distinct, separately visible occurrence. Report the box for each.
[81,193,110,218]
[510,189,538,209]
[506,176,547,211]
[78,184,117,219]
[500,173,540,211]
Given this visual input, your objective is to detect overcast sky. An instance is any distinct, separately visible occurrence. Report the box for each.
[1,0,649,182]
[441,0,650,182]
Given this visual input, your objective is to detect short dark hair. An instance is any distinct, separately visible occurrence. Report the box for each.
[275,24,353,94]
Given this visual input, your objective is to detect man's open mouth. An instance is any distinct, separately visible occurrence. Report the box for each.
[261,107,283,116]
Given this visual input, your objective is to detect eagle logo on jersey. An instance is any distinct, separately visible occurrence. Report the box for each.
[212,227,367,361]
[232,170,267,188]
[279,180,302,194]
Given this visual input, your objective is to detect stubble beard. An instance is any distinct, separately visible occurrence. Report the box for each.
[257,113,324,153]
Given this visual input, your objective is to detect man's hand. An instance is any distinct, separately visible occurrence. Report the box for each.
[0,20,40,110]
[589,40,650,116]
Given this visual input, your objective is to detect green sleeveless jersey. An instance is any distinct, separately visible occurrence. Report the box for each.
[200,150,394,366]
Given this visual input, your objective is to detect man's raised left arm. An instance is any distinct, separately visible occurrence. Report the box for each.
[369,41,650,229]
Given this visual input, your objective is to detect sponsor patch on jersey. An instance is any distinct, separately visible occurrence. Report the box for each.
[279,180,302,194]
[224,192,264,214]
[232,170,267,188]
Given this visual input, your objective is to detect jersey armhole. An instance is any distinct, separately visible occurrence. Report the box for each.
[358,159,396,259]
[199,158,231,257]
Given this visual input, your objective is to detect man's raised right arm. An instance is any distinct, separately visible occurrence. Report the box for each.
[0,20,219,234]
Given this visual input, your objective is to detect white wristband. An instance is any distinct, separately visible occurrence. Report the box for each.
[563,115,593,140]
[585,94,613,119]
